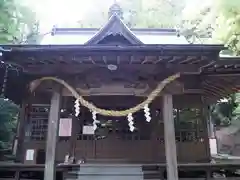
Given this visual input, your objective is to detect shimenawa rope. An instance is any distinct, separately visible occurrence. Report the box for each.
[30,73,180,117]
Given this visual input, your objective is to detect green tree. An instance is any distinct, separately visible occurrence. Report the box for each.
[0,0,37,159]
[212,0,240,55]
[181,0,240,55]
[121,0,186,28]
[0,98,19,160]
[180,0,215,43]
[211,95,238,126]
[76,0,186,28]
[0,0,38,43]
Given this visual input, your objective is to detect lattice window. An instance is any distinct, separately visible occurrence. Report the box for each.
[30,118,48,140]
[27,104,50,141]
[176,108,204,142]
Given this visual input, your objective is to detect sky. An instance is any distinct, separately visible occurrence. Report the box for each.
[26,0,117,32]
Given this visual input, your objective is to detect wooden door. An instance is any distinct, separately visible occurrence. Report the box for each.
[94,133,126,160]
[94,134,156,162]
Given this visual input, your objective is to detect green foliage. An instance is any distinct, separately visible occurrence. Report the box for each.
[0,98,19,151]
[0,0,35,159]
[121,0,186,28]
[0,0,38,44]
[233,93,240,116]
[212,0,240,55]
[180,0,240,54]
[211,95,238,126]
[76,0,186,29]
[180,0,215,43]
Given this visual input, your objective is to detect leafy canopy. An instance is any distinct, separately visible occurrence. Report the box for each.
[0,0,38,44]
[213,0,240,55]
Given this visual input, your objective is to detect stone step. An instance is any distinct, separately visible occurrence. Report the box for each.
[142,171,163,179]
[67,163,144,180]
[69,164,143,175]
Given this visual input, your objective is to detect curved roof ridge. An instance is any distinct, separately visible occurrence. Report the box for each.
[85,14,143,45]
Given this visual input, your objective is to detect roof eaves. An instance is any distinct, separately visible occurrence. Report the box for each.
[0,44,224,53]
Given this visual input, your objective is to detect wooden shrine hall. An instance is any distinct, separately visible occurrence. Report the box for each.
[1,3,240,180]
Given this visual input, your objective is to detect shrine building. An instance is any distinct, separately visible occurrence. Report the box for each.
[0,3,240,180]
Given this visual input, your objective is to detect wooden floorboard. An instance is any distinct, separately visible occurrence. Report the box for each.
[0,178,239,180]
[0,162,240,170]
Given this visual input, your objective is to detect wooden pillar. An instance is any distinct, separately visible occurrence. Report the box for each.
[44,89,61,180]
[69,116,78,158]
[14,171,20,180]
[207,106,215,138]
[163,94,178,180]
[201,99,211,162]
[15,101,27,162]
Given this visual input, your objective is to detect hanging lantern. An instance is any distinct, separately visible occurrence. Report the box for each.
[74,99,80,117]
[144,104,151,122]
[127,113,135,132]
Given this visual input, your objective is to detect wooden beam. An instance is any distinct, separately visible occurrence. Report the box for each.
[179,56,198,64]
[203,71,240,76]
[2,43,223,52]
[44,87,62,180]
[21,64,202,75]
[163,94,178,180]
[200,61,215,71]
[202,81,229,97]
[215,58,240,65]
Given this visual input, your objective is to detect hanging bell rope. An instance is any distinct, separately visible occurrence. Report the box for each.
[29,73,180,117]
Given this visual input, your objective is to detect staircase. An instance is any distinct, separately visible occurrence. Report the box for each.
[65,163,144,180]
[142,165,163,180]
[65,163,233,180]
